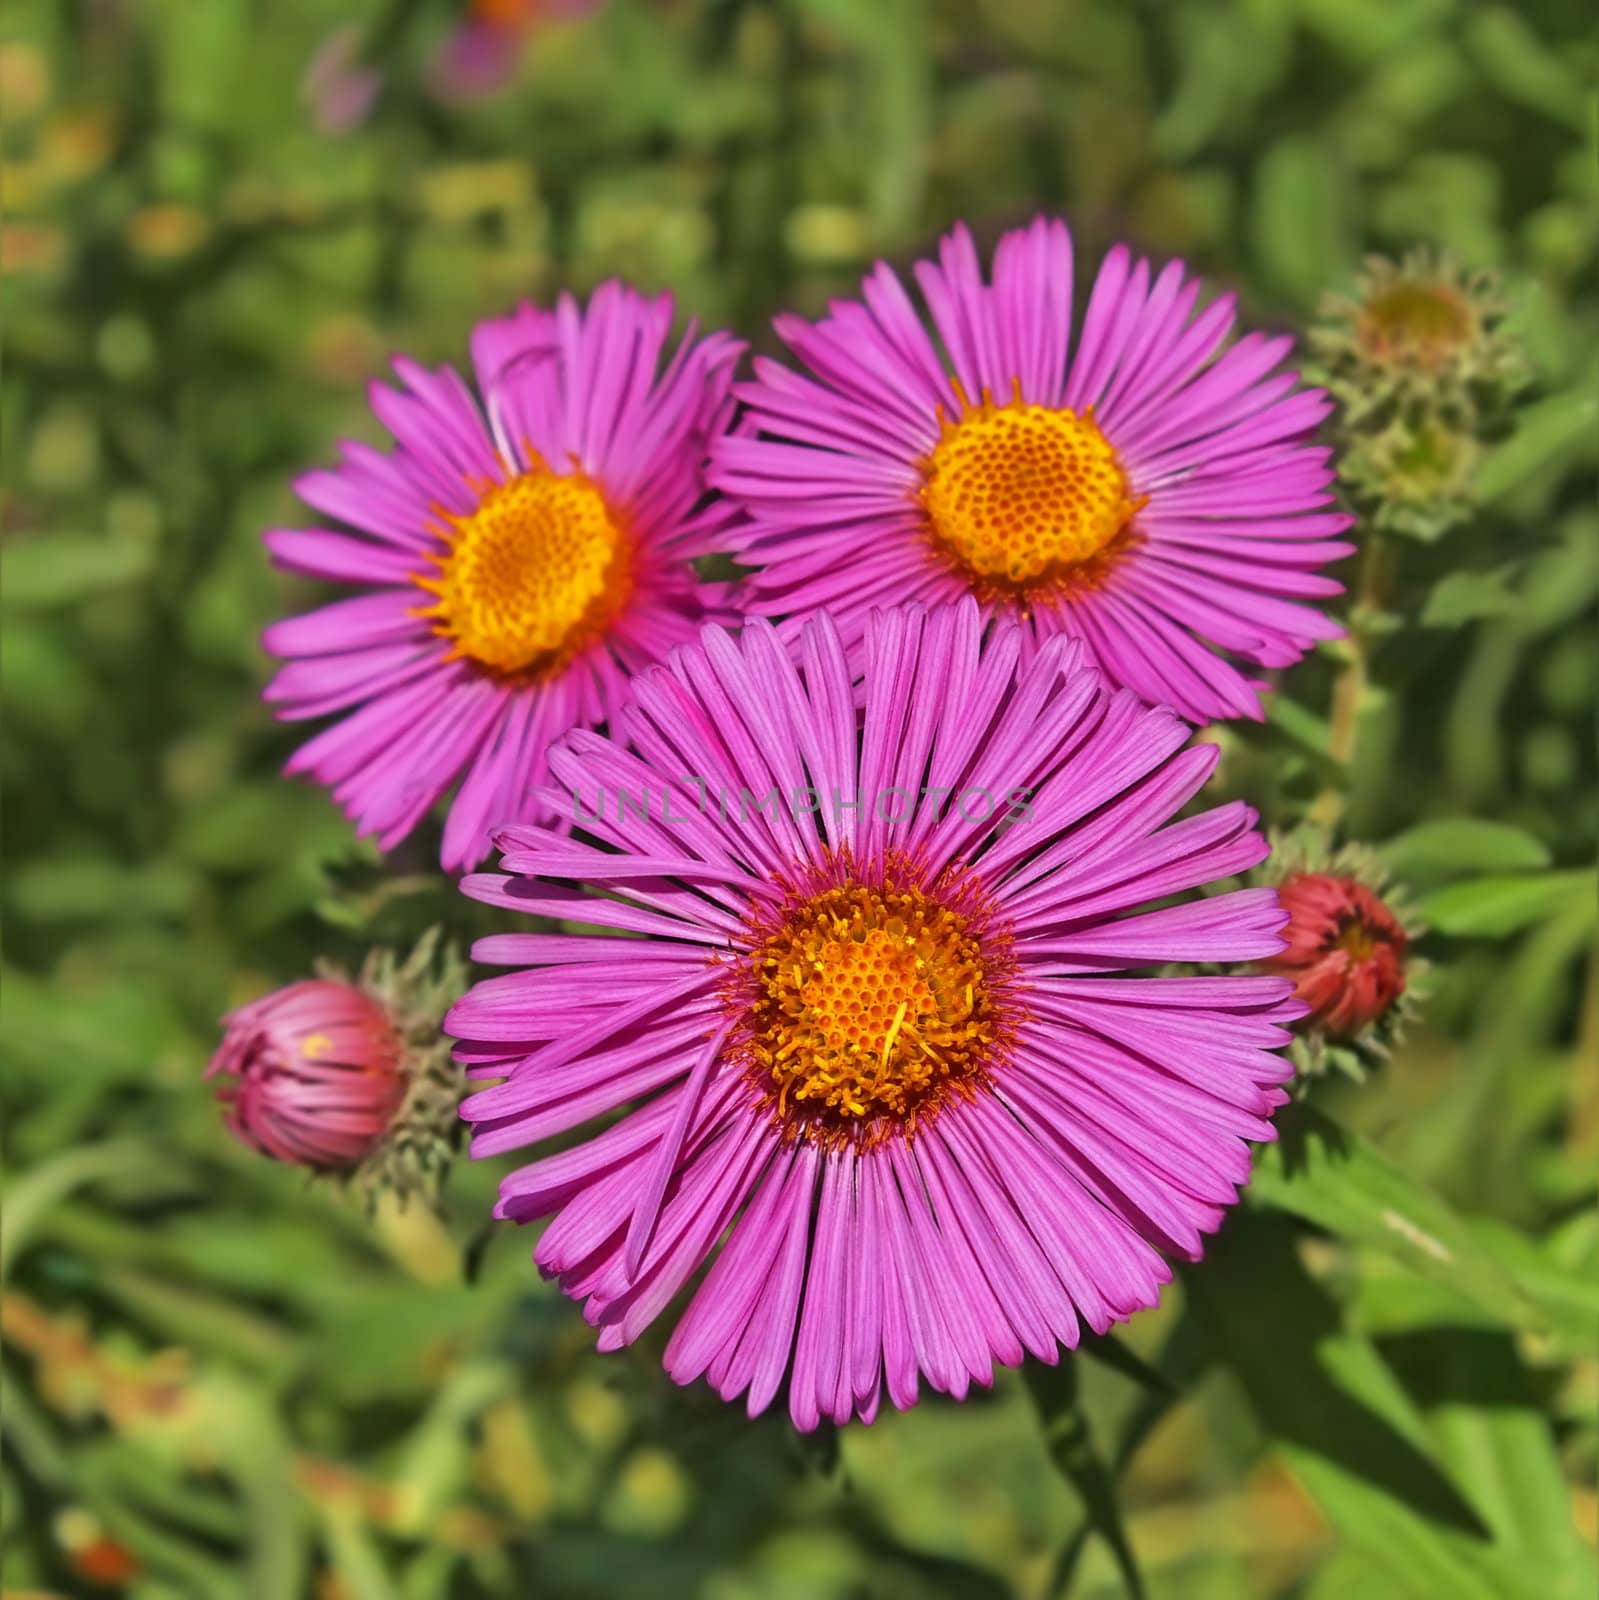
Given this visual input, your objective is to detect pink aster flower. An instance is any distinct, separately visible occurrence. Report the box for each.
[711,217,1354,724]
[208,980,404,1169]
[302,25,384,135]
[428,0,604,101]
[263,284,743,870]
[447,598,1305,1427]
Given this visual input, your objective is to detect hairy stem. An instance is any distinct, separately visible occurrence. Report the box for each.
[1311,532,1392,827]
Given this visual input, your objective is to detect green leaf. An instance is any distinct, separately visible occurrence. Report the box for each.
[1023,1360,1146,1599]
[2,966,189,1091]
[0,533,153,609]
[207,1378,311,1600]
[7,853,197,924]
[1383,1329,1598,1599]
[322,1511,402,1600]
[0,617,96,731]
[97,1262,298,1374]
[179,781,357,872]
[1251,1107,1540,1334]
[77,1436,245,1540]
[1515,513,1599,637]
[1348,1262,1507,1339]
[389,1363,512,1539]
[1154,6,1253,161]
[0,1373,73,1489]
[1476,390,1598,504]
[310,1286,502,1403]
[1380,819,1551,879]
[1250,136,1354,306]
[0,1141,161,1279]
[1303,1548,1406,1600]
[1420,568,1522,628]
[72,1446,247,1599]
[1418,868,1597,936]
[1470,1219,1599,1360]
[1184,1211,1534,1600]
[1466,7,1588,131]
[789,0,930,240]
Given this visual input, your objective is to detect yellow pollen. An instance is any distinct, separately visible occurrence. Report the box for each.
[412,461,631,677]
[919,382,1143,597]
[733,875,1012,1146]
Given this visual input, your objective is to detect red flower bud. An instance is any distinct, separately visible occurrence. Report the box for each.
[206,980,405,1170]
[1262,873,1409,1039]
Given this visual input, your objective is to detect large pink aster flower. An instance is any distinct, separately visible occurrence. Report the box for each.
[711,217,1353,724]
[264,284,742,869]
[448,598,1304,1427]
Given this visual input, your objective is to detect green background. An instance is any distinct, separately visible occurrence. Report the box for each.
[2,1,1595,1595]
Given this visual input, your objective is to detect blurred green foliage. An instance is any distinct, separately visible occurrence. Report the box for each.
[1,0,1595,1596]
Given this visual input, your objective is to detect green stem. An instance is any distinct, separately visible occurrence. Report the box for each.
[1023,1361,1148,1600]
[1310,531,1393,828]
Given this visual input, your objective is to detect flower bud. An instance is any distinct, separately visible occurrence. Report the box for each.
[207,979,405,1170]
[1309,249,1527,429]
[1338,413,1481,542]
[1262,873,1409,1039]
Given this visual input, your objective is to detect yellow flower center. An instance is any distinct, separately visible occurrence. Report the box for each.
[731,866,1016,1146]
[920,383,1142,597]
[413,463,631,677]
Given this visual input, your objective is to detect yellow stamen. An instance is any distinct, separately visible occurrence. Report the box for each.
[879,999,910,1076]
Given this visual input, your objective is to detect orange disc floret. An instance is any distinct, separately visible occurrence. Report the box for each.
[724,849,1021,1147]
[413,458,633,678]
[919,380,1144,604]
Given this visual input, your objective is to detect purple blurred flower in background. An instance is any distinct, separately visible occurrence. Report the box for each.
[429,0,606,102]
[303,1,605,131]
[302,24,384,135]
